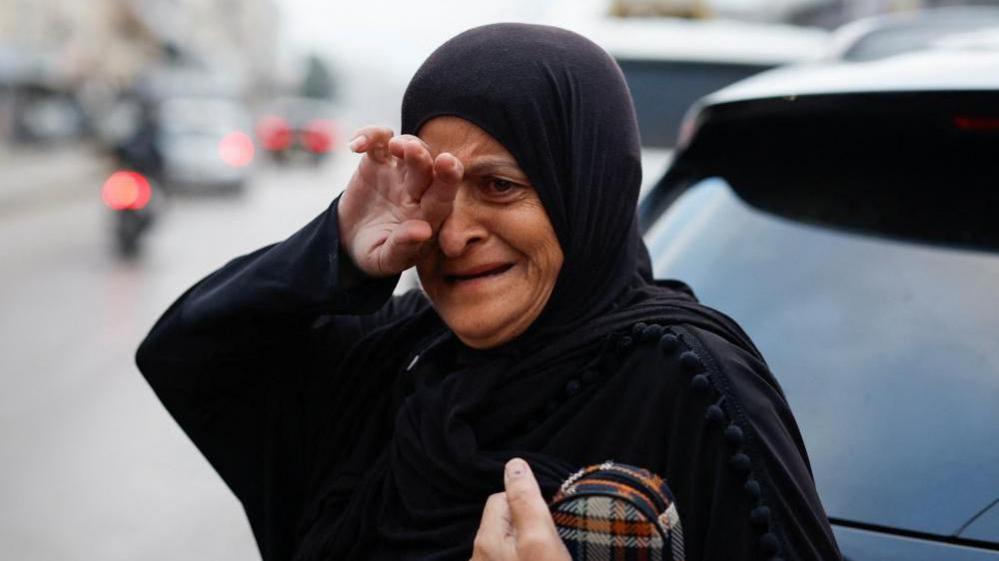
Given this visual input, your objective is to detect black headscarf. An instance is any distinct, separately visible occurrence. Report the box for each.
[291,23,819,561]
[401,22,649,341]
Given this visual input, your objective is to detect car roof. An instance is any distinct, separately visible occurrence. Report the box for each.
[574,17,830,65]
[825,6,999,61]
[701,39,999,104]
[158,97,250,130]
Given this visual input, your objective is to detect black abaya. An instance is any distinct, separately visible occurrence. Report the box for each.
[137,23,841,561]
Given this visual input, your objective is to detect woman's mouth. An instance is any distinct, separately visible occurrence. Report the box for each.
[445,263,515,283]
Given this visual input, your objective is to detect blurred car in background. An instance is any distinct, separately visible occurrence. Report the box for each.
[156,97,255,193]
[584,17,829,195]
[641,26,999,561]
[11,83,86,144]
[101,94,254,256]
[256,96,340,165]
[825,5,999,62]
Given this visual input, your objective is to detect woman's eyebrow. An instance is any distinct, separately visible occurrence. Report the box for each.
[463,158,527,178]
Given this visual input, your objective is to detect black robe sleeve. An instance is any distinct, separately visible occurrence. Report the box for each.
[135,198,427,561]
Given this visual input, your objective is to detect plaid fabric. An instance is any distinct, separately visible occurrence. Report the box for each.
[550,462,684,561]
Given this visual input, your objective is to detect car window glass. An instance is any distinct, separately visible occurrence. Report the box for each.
[645,179,999,534]
[617,59,771,148]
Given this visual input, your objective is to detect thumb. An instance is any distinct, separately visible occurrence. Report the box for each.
[503,458,554,536]
[371,219,432,275]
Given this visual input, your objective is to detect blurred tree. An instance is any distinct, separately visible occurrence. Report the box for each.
[301,54,335,100]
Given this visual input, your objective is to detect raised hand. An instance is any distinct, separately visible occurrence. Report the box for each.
[337,125,463,277]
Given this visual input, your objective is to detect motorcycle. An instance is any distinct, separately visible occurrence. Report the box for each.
[101,169,157,258]
[104,120,163,259]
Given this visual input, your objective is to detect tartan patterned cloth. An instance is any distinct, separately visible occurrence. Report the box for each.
[550,462,685,561]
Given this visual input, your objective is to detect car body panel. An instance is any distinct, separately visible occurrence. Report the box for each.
[645,180,999,543]
[641,13,999,557]
[834,525,999,561]
[962,502,999,543]
[639,147,672,198]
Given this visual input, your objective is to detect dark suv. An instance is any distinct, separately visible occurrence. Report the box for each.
[641,30,999,560]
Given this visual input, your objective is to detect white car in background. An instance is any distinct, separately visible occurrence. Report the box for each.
[578,17,830,196]
[824,5,999,62]
[157,97,256,193]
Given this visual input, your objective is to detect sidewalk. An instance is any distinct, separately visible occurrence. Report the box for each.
[0,142,110,215]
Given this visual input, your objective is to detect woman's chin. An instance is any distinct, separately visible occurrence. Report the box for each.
[446,312,521,349]
[438,300,532,349]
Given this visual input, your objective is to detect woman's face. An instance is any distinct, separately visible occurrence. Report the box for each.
[416,116,564,349]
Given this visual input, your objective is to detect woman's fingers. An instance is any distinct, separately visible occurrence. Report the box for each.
[468,462,571,561]
[390,136,435,201]
[471,492,513,561]
[350,125,394,163]
[422,153,462,228]
[375,219,433,275]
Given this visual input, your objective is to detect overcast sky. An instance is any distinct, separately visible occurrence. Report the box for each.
[278,0,602,54]
[274,0,607,127]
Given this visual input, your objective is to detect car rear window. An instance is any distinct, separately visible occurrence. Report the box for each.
[645,179,999,537]
[617,59,772,147]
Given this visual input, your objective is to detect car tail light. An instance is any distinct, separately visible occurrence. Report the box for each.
[954,116,999,131]
[257,116,292,150]
[102,171,152,210]
[219,131,255,167]
[303,119,337,153]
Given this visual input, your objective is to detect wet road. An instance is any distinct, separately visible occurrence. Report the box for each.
[0,158,357,560]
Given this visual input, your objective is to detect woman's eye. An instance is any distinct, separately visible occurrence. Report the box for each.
[491,179,515,193]
[480,177,528,200]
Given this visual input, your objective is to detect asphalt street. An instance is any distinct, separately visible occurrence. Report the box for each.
[0,156,358,560]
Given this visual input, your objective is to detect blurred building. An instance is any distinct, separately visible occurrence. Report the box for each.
[129,0,280,94]
[0,0,280,144]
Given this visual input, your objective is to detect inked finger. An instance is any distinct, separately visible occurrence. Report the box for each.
[503,459,557,539]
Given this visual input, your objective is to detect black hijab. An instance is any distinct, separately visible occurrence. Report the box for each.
[402,22,647,341]
[296,23,828,561]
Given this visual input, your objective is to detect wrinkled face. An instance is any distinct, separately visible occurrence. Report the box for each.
[416,116,564,349]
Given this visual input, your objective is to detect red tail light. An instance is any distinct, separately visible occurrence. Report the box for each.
[220,131,255,167]
[954,116,999,131]
[102,171,152,210]
[257,116,292,150]
[303,119,337,153]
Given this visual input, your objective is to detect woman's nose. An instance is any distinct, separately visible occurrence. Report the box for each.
[436,188,486,258]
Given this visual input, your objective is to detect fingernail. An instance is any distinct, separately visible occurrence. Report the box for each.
[506,458,527,479]
[349,135,366,152]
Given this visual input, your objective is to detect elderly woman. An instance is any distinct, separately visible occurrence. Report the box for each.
[137,24,839,561]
